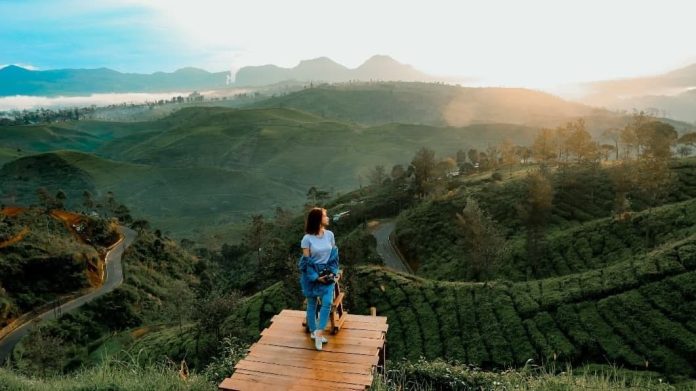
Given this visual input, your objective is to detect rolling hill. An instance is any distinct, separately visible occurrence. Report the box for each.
[0,104,541,240]
[0,65,229,96]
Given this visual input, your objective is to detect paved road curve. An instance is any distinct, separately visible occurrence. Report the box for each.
[370,220,414,274]
[0,226,137,363]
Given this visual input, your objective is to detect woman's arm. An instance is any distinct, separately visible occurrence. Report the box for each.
[302,248,310,257]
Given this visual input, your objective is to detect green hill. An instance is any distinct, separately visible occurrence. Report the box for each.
[219,204,696,379]
[0,151,302,239]
[0,106,540,240]
[0,208,116,327]
[248,82,602,126]
[395,160,696,280]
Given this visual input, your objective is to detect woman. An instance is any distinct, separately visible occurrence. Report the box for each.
[298,207,340,350]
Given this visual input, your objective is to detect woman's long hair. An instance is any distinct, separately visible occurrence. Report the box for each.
[305,207,324,235]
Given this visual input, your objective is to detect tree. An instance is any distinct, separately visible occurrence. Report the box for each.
[620,111,652,159]
[677,144,692,158]
[367,165,387,186]
[532,128,558,164]
[410,147,436,198]
[600,144,616,161]
[609,161,636,216]
[193,291,241,341]
[636,158,676,212]
[467,148,479,166]
[243,214,265,255]
[82,190,94,211]
[499,139,519,168]
[564,119,599,163]
[36,187,55,211]
[516,146,532,164]
[678,132,696,147]
[16,325,70,376]
[55,190,67,209]
[456,149,468,165]
[434,157,457,178]
[390,164,406,180]
[455,197,507,281]
[517,171,554,273]
[105,191,118,215]
[306,186,331,206]
[167,280,195,332]
[602,128,621,160]
[114,204,132,224]
[273,206,293,230]
[635,120,677,160]
[485,145,500,169]
[131,219,150,231]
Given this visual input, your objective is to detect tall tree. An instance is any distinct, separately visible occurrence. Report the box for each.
[390,164,406,180]
[410,147,436,198]
[367,165,387,186]
[517,170,554,273]
[82,190,94,211]
[602,127,621,160]
[455,197,507,281]
[532,128,557,164]
[635,120,677,160]
[565,119,599,163]
[467,148,479,166]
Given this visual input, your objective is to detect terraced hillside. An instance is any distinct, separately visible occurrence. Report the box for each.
[347,235,696,377]
[396,160,696,280]
[215,181,696,381]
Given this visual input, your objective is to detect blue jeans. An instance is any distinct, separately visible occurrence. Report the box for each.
[306,285,334,333]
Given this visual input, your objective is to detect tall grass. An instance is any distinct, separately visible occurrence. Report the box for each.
[0,350,216,391]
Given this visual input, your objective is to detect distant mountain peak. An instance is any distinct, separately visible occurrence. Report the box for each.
[362,54,400,65]
[174,67,210,74]
[298,56,339,65]
[234,54,432,86]
[0,64,32,73]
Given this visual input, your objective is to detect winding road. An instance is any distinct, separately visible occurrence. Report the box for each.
[0,226,137,363]
[370,220,414,274]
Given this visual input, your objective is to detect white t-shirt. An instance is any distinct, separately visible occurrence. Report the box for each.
[301,230,335,265]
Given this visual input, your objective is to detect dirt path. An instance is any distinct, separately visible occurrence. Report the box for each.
[369,219,414,274]
[0,226,137,363]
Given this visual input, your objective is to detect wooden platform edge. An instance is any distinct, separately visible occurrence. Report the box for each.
[219,308,387,391]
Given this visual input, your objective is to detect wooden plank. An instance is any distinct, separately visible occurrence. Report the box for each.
[231,371,364,390]
[271,315,389,333]
[279,310,387,324]
[220,308,387,390]
[245,353,373,375]
[256,335,381,356]
[248,343,378,366]
[266,321,385,340]
[235,360,373,386]
[223,372,362,391]
[261,328,385,348]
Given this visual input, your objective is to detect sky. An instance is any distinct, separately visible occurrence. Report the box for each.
[1,0,696,89]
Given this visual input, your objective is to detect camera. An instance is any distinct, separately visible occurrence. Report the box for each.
[318,268,336,284]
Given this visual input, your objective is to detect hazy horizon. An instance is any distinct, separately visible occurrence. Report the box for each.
[2,0,696,91]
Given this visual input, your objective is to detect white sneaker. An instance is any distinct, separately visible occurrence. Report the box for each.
[314,333,323,350]
[310,331,327,344]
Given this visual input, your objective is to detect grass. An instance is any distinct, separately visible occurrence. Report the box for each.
[0,354,216,391]
[372,360,696,390]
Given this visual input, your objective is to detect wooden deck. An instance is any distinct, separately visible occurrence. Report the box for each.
[219,309,388,391]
